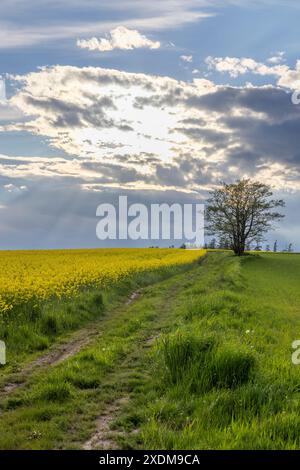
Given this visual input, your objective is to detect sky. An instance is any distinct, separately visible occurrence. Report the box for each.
[1,0,300,249]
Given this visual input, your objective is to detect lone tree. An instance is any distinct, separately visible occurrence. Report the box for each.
[206,179,285,256]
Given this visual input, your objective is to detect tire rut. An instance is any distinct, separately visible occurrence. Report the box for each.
[81,277,187,450]
[0,290,141,399]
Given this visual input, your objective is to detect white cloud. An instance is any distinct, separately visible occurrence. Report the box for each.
[3,63,300,192]
[3,183,27,193]
[277,60,300,90]
[7,66,217,174]
[180,55,193,63]
[205,55,300,91]
[77,26,160,52]
[0,1,213,49]
[0,1,297,50]
[268,51,285,64]
[205,55,288,79]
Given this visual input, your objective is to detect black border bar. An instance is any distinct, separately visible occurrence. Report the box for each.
[0,450,299,468]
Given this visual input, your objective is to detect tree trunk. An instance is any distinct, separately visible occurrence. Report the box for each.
[233,245,245,256]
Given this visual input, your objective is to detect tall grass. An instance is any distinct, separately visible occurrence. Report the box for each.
[160,330,255,392]
[133,252,300,449]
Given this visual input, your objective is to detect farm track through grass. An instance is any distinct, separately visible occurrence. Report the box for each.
[1,252,300,450]
[0,258,205,449]
[0,254,204,385]
[0,248,205,377]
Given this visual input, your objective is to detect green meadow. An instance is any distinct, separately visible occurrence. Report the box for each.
[0,251,300,449]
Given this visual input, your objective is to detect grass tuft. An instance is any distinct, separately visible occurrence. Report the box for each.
[37,380,73,403]
[161,331,215,386]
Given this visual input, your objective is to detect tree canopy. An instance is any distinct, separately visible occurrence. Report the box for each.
[206,179,285,256]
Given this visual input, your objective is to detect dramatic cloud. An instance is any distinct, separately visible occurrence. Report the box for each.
[6,67,217,184]
[2,64,300,194]
[77,26,160,52]
[1,0,300,250]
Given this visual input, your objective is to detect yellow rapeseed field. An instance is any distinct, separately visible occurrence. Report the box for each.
[0,248,205,316]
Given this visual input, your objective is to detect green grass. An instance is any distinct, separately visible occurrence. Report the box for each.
[0,259,199,373]
[1,252,300,450]
[0,261,203,449]
[118,253,300,450]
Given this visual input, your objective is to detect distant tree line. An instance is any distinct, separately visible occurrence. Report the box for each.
[204,238,293,252]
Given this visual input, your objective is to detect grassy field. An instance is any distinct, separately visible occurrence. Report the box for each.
[0,248,203,366]
[0,251,300,449]
[130,252,300,449]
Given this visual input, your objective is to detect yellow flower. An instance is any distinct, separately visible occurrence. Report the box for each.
[0,248,206,317]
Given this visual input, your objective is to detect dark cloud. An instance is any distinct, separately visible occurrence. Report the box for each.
[24,94,124,130]
[155,164,187,187]
[221,113,300,167]
[175,126,230,145]
[81,161,145,184]
[189,86,300,122]
[4,66,300,249]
